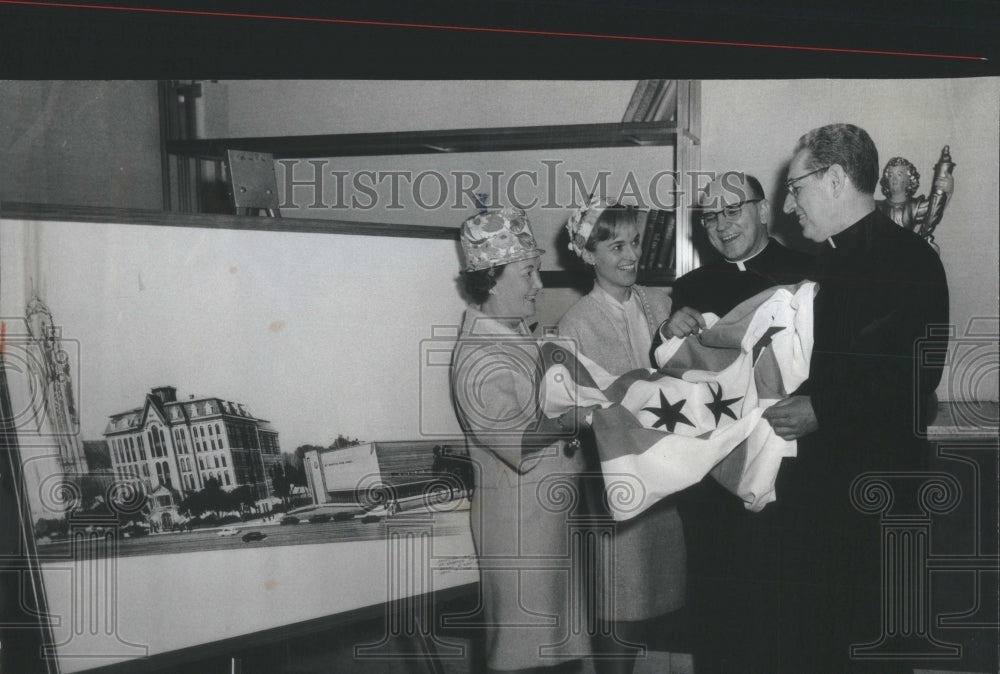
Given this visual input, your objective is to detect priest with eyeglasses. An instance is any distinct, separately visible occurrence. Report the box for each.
[664,171,812,334]
[660,170,813,673]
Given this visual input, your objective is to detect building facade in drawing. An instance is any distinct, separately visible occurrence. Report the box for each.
[26,293,88,477]
[103,387,281,514]
[303,441,472,507]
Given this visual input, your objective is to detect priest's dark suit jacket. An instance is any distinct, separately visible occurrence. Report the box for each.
[669,221,949,672]
[773,209,949,673]
[670,238,814,318]
[666,239,814,673]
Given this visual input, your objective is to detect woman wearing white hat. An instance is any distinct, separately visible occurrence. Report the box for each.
[557,199,686,674]
[451,207,592,673]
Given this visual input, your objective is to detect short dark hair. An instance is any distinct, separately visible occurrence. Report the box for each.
[794,123,879,195]
[714,171,765,203]
[460,264,506,304]
[742,174,765,201]
[584,205,640,252]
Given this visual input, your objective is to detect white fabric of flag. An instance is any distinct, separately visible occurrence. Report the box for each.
[542,282,816,521]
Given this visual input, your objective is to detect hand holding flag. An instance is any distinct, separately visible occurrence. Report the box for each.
[761,395,819,440]
[543,282,817,521]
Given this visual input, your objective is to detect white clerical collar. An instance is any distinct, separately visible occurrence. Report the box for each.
[726,241,769,272]
[828,238,837,248]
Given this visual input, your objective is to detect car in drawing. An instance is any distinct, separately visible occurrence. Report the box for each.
[241,531,267,543]
[217,527,240,537]
[358,505,390,523]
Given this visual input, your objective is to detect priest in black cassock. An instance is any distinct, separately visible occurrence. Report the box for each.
[668,171,813,320]
[764,124,949,673]
[663,171,813,673]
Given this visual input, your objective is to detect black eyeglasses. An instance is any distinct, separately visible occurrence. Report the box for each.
[698,198,762,228]
[785,165,831,199]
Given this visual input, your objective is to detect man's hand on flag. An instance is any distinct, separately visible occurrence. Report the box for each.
[661,306,708,339]
[546,283,817,518]
[762,395,819,440]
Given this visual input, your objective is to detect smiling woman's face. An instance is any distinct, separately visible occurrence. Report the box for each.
[486,256,543,319]
[584,222,641,291]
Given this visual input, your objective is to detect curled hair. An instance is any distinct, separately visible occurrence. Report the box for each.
[584,205,640,253]
[460,264,506,304]
[879,157,920,199]
[794,123,879,195]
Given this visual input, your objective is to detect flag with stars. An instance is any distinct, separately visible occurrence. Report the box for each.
[543,282,816,521]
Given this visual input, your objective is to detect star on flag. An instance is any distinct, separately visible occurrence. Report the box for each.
[704,383,742,426]
[541,282,817,520]
[642,390,694,432]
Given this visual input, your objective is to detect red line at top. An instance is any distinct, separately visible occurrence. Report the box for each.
[0,0,988,62]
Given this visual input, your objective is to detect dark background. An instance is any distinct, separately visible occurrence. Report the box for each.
[1,0,998,79]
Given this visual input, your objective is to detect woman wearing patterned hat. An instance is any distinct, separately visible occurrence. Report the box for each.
[451,207,593,673]
[557,199,685,674]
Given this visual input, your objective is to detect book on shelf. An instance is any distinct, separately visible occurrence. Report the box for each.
[634,209,678,284]
[622,80,653,122]
[647,80,678,123]
[636,208,656,272]
[653,210,676,271]
[625,79,666,123]
[641,209,666,271]
[637,80,666,122]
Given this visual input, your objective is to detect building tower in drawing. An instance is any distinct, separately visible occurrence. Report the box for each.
[26,293,88,477]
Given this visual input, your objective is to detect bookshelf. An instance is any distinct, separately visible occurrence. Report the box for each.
[162,81,701,287]
[165,122,684,160]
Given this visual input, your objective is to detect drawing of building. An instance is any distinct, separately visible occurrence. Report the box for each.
[103,387,281,509]
[304,441,471,506]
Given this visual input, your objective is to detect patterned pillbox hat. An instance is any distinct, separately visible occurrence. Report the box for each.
[460,207,545,271]
[565,195,616,257]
